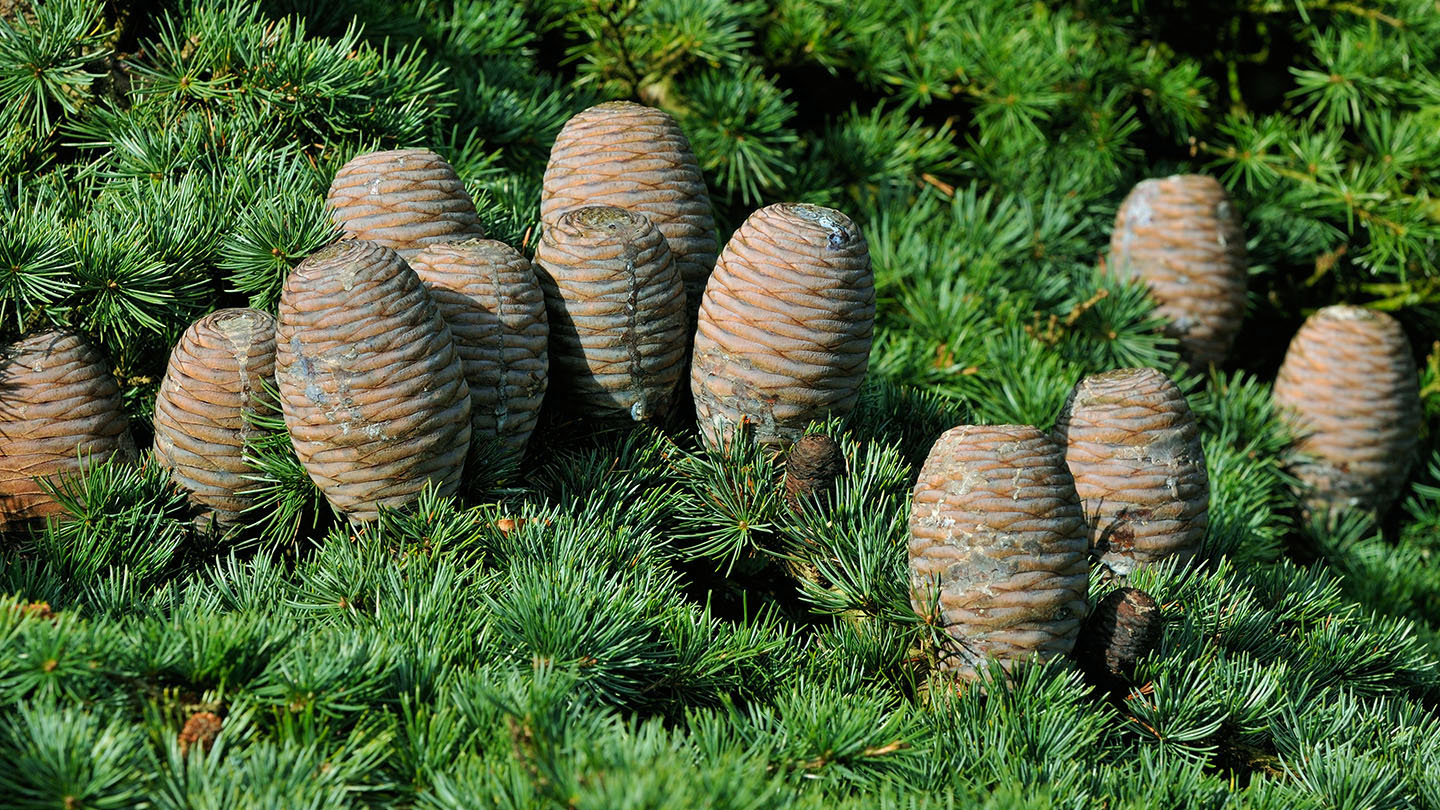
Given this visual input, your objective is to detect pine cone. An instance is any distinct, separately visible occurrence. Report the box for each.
[1052,367,1209,577]
[326,148,484,259]
[783,433,845,512]
[691,204,874,451]
[153,309,277,533]
[541,101,716,312]
[533,206,687,423]
[0,330,135,530]
[276,241,471,522]
[909,424,1089,680]
[1109,175,1247,367]
[1073,587,1163,686]
[1272,305,1420,516]
[409,239,549,462]
[178,711,222,756]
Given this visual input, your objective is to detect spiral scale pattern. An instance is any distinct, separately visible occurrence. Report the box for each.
[1109,174,1247,367]
[534,206,687,423]
[0,330,134,529]
[542,101,717,309]
[277,241,471,521]
[153,308,278,532]
[410,239,550,461]
[327,148,484,259]
[691,203,874,451]
[909,425,1089,679]
[1052,367,1209,577]
[1272,305,1420,515]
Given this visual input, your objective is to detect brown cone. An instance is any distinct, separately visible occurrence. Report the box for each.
[1109,175,1247,367]
[153,308,278,533]
[178,711,222,756]
[1272,305,1420,516]
[909,424,1089,680]
[541,101,716,311]
[1074,587,1163,684]
[533,206,687,423]
[326,148,484,259]
[0,330,135,530]
[276,241,471,522]
[784,433,845,512]
[409,239,549,462]
[1052,367,1209,577]
[691,204,874,452]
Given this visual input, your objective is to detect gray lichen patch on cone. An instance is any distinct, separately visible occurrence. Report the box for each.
[0,330,135,529]
[1053,367,1208,577]
[277,240,471,521]
[1272,305,1420,517]
[534,205,687,424]
[691,203,874,452]
[908,424,1089,680]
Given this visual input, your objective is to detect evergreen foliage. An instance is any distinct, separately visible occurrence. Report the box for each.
[2,0,1440,806]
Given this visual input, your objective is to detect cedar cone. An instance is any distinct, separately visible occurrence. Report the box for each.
[152,308,277,533]
[409,239,549,462]
[691,204,874,452]
[1272,305,1421,516]
[276,241,471,522]
[178,711,222,756]
[1052,367,1209,578]
[909,424,1089,680]
[533,206,687,423]
[1073,587,1163,686]
[541,101,716,313]
[0,330,135,530]
[784,433,845,512]
[1109,174,1247,367]
[326,148,484,259]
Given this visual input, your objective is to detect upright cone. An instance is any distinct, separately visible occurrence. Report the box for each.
[541,101,716,310]
[1053,367,1209,577]
[1109,174,1247,367]
[327,148,484,259]
[410,239,549,463]
[153,308,278,533]
[277,240,471,521]
[533,206,687,423]
[909,424,1089,680]
[0,330,134,529]
[1272,305,1420,516]
[691,203,874,451]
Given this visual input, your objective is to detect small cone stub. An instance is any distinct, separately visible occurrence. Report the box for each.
[1272,305,1421,516]
[277,240,471,522]
[326,148,484,259]
[1053,367,1209,577]
[909,424,1089,680]
[153,308,278,533]
[1109,174,1247,367]
[0,330,135,530]
[1074,587,1163,684]
[533,206,687,423]
[541,101,717,310]
[784,433,845,512]
[410,239,549,462]
[691,203,874,451]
